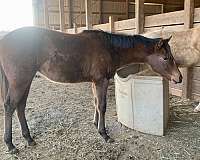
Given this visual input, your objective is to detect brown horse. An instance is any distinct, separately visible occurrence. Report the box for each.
[0,27,182,153]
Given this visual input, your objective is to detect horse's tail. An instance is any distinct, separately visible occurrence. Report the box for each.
[0,41,8,106]
[0,62,8,104]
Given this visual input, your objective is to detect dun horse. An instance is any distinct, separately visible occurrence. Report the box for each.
[0,27,182,153]
[143,27,200,112]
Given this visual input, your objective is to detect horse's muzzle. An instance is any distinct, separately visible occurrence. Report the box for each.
[171,73,182,84]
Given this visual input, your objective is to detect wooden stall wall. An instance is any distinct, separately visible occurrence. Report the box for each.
[33,0,164,30]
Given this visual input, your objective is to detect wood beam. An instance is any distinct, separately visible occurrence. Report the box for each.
[43,0,49,29]
[184,0,194,28]
[182,0,195,99]
[85,0,93,30]
[67,0,73,28]
[135,0,144,34]
[32,0,39,26]
[73,23,77,34]
[59,0,65,31]
[109,16,115,33]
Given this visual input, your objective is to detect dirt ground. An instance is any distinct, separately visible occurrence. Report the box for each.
[0,75,200,160]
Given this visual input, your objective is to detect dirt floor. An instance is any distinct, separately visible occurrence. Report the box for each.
[0,75,200,160]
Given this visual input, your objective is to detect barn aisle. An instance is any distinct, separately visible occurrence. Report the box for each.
[0,75,200,160]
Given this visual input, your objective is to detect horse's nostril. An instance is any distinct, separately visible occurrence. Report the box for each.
[179,76,182,83]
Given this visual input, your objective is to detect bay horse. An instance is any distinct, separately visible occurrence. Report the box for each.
[0,27,182,153]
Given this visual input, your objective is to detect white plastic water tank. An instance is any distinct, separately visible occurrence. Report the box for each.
[115,67,169,136]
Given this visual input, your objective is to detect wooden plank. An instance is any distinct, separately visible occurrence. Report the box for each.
[182,0,194,99]
[114,18,136,31]
[191,67,200,81]
[43,0,50,28]
[135,0,144,34]
[59,0,65,31]
[191,80,200,95]
[144,0,184,5]
[66,28,74,33]
[194,7,200,23]
[85,0,93,30]
[145,10,184,28]
[144,24,185,33]
[193,23,200,28]
[191,93,200,101]
[77,26,87,33]
[93,23,110,31]
[115,29,136,35]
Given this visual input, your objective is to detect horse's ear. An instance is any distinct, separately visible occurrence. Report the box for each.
[165,35,172,43]
[156,39,164,49]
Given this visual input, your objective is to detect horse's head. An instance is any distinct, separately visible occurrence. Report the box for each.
[146,36,182,83]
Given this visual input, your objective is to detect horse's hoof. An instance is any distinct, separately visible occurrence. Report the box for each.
[93,122,98,129]
[28,140,36,146]
[7,148,19,154]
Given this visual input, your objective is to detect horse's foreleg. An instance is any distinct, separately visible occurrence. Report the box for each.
[95,79,114,143]
[16,84,36,146]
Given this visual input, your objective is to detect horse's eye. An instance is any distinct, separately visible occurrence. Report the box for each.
[163,57,168,61]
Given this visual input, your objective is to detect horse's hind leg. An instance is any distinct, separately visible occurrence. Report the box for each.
[92,82,99,128]
[4,75,35,153]
[4,89,21,154]
[95,79,114,143]
[16,84,36,146]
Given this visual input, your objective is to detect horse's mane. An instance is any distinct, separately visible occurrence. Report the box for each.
[82,30,160,49]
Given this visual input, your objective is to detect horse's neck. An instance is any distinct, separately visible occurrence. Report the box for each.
[117,47,146,67]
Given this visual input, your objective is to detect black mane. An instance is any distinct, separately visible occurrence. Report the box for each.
[82,30,160,49]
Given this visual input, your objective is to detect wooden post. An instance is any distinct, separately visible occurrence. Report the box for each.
[43,0,49,29]
[184,0,194,28]
[67,0,73,28]
[135,0,144,34]
[32,0,39,26]
[85,0,92,30]
[59,0,65,32]
[109,16,114,33]
[182,0,194,99]
[73,23,77,34]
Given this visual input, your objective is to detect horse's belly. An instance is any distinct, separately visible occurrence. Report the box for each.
[39,61,89,83]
